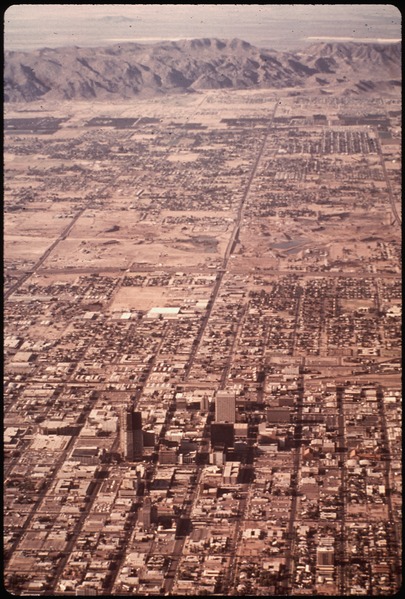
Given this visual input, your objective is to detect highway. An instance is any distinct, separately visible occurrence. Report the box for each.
[374,131,401,227]
[162,467,202,595]
[185,102,278,382]
[281,366,305,594]
[336,385,349,595]
[4,207,86,301]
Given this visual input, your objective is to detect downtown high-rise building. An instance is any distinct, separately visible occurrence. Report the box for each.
[139,495,152,530]
[215,390,236,423]
[120,404,143,461]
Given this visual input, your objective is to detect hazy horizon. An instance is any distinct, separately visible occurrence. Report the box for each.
[4,4,401,52]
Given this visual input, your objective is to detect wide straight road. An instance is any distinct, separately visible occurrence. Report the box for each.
[281,367,305,594]
[185,102,279,382]
[374,131,401,227]
[4,207,86,301]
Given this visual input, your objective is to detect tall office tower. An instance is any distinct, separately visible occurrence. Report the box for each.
[121,404,143,460]
[139,495,152,530]
[215,390,236,423]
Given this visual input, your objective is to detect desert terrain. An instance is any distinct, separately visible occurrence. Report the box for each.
[4,38,402,596]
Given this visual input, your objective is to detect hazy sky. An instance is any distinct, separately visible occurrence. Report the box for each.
[4,4,402,52]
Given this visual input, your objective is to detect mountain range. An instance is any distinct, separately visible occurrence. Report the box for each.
[4,37,402,102]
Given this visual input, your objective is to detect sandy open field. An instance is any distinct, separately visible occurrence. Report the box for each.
[4,89,401,284]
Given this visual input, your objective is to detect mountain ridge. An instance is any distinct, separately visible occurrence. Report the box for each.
[4,38,401,102]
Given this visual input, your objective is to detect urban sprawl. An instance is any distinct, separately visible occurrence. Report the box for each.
[4,89,401,596]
